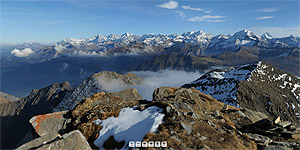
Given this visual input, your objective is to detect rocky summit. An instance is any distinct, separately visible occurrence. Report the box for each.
[17,87,300,150]
[3,62,300,150]
[183,61,300,125]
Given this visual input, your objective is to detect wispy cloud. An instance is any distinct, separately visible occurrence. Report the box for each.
[187,15,225,22]
[182,5,204,11]
[176,11,186,18]
[250,26,300,37]
[181,5,211,13]
[255,16,274,20]
[156,1,178,9]
[256,8,278,12]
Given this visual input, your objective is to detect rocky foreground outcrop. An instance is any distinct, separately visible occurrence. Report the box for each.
[18,87,300,149]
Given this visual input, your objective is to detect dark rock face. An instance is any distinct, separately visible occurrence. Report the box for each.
[184,62,300,125]
[236,62,300,124]
[0,82,72,149]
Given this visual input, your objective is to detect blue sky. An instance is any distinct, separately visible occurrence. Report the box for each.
[1,0,299,44]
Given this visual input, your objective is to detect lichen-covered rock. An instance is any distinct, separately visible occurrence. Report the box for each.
[29,111,68,136]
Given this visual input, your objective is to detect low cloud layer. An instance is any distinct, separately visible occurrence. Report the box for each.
[131,70,203,100]
[11,48,34,57]
[96,70,203,100]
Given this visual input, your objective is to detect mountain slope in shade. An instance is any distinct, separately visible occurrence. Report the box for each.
[183,62,300,124]
[53,71,143,111]
[1,82,72,149]
[0,92,23,116]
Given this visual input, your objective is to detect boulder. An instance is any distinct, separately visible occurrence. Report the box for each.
[29,111,68,136]
[17,130,91,150]
[38,130,92,150]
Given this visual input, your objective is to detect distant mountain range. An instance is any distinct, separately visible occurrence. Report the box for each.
[1,29,299,97]
[3,29,297,59]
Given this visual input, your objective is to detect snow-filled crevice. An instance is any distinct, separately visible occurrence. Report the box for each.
[93,106,164,149]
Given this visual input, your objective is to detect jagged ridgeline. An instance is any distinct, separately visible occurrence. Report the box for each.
[1,62,300,149]
[183,61,300,124]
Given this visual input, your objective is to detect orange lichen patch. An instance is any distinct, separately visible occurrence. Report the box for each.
[30,112,64,133]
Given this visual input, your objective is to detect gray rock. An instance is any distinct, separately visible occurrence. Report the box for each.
[262,145,292,150]
[207,120,216,128]
[17,132,60,150]
[243,109,269,123]
[166,106,171,113]
[191,112,199,119]
[180,103,193,111]
[214,110,220,117]
[278,121,291,128]
[170,136,182,143]
[189,121,196,125]
[237,111,246,118]
[272,141,298,147]
[38,130,92,150]
[219,137,225,142]
[180,122,193,135]
[200,136,209,141]
[245,133,273,146]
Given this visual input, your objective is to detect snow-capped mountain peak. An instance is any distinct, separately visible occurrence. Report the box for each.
[232,29,259,40]
[261,32,273,40]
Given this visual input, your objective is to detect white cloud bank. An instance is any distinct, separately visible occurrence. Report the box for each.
[187,15,225,22]
[11,48,34,57]
[131,70,203,100]
[156,1,178,9]
[95,70,203,100]
[255,16,274,20]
